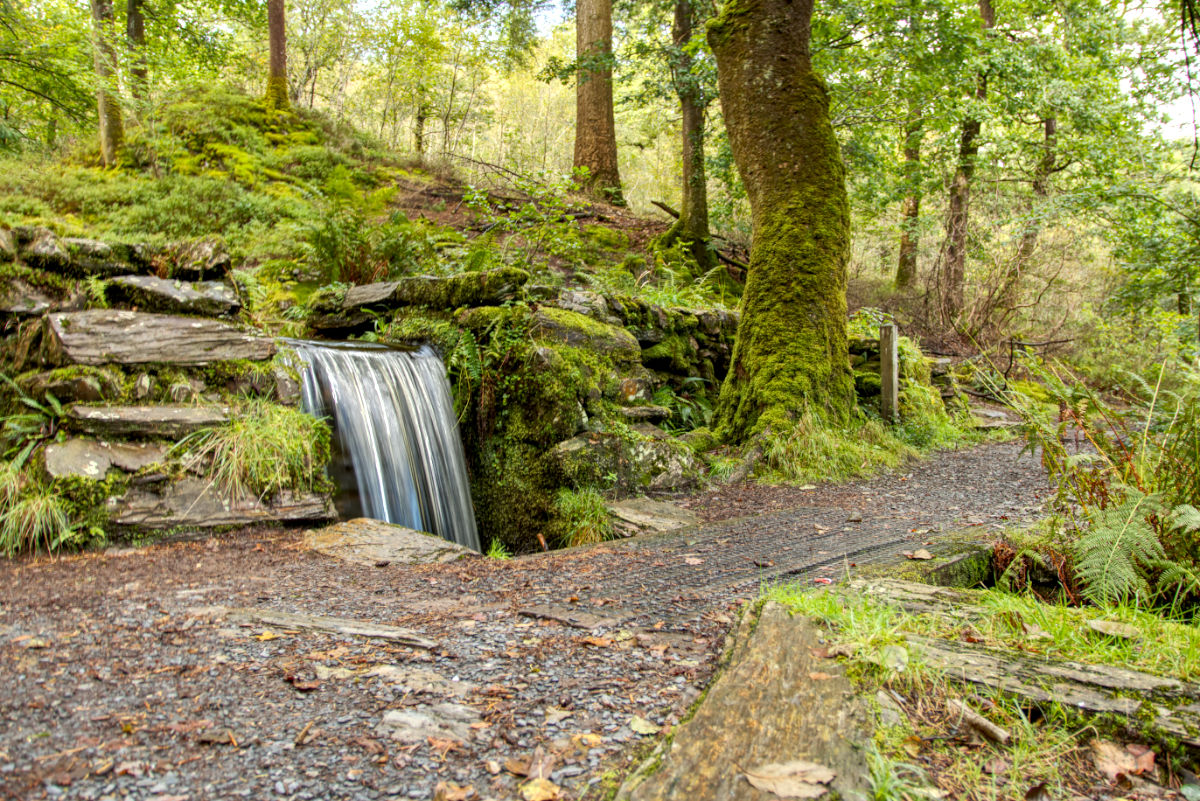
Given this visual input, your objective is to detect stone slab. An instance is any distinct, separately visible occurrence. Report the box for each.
[607,497,699,538]
[66,404,229,439]
[43,438,169,479]
[107,275,241,316]
[43,310,274,366]
[108,478,333,529]
[303,518,478,565]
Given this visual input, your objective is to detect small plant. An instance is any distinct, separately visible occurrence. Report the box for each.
[0,374,64,468]
[485,538,512,559]
[175,399,331,501]
[0,466,72,557]
[551,488,613,548]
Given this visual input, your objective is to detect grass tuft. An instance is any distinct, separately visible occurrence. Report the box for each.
[551,488,613,548]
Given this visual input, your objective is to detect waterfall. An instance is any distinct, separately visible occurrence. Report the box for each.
[288,340,480,551]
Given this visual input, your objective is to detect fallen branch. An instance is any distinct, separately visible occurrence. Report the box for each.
[947,699,1011,745]
[225,607,436,650]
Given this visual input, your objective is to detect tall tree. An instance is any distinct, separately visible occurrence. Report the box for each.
[266,0,289,109]
[89,0,124,165]
[936,0,993,325]
[573,0,623,203]
[708,0,855,441]
[126,0,147,105]
[895,101,922,289]
[655,0,714,270]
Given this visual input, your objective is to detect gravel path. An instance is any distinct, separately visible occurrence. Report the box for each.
[0,440,1049,801]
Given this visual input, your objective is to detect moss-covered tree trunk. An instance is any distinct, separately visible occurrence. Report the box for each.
[126,0,147,106]
[895,106,922,290]
[657,0,715,271]
[90,0,124,167]
[573,0,624,204]
[266,0,289,110]
[708,0,855,441]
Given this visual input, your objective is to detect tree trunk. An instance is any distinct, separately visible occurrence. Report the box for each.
[708,0,855,441]
[656,0,715,271]
[126,0,147,105]
[266,0,289,110]
[90,0,124,167]
[414,100,428,157]
[573,0,623,204]
[937,0,994,325]
[998,116,1056,311]
[895,107,922,290]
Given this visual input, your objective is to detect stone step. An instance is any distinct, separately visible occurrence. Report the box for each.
[66,404,229,439]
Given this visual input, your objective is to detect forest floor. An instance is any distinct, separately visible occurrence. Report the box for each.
[0,440,1051,801]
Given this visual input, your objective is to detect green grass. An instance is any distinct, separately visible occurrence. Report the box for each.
[486,538,512,559]
[551,487,614,548]
[0,466,73,556]
[176,399,332,501]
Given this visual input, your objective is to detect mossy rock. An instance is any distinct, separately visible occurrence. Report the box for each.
[552,429,703,493]
[342,267,529,313]
[642,333,700,374]
[854,371,882,398]
[18,366,123,403]
[531,307,641,366]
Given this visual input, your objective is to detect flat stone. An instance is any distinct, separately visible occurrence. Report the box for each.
[42,310,274,366]
[554,432,703,492]
[21,231,70,272]
[365,665,476,698]
[108,477,333,529]
[0,277,56,316]
[66,404,229,438]
[517,604,629,630]
[377,704,481,745]
[43,438,169,479]
[106,275,241,316]
[554,289,622,325]
[18,369,122,405]
[303,518,478,566]
[60,238,139,276]
[616,405,671,423]
[607,498,699,538]
[169,238,230,280]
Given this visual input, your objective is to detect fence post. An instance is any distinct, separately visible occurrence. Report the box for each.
[880,324,899,423]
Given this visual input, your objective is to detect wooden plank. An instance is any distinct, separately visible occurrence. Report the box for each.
[617,602,870,801]
[226,607,436,650]
[880,323,900,422]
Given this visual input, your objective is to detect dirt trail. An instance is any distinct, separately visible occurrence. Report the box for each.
[0,440,1048,801]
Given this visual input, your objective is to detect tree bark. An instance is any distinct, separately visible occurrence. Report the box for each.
[656,0,715,271]
[126,0,147,105]
[414,100,428,157]
[937,0,994,325]
[708,0,855,441]
[895,106,922,290]
[573,0,624,204]
[266,0,289,110]
[90,0,124,166]
[998,116,1056,311]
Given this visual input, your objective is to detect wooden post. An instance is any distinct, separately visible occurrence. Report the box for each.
[880,324,899,422]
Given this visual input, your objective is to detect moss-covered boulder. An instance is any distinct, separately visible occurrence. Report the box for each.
[530,307,641,365]
[18,366,122,403]
[553,429,703,493]
[106,275,241,316]
[343,267,529,312]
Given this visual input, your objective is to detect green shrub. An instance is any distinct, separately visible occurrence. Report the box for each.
[551,488,613,548]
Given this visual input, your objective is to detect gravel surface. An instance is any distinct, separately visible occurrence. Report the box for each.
[0,440,1049,801]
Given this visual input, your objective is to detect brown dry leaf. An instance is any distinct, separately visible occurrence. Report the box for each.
[1092,738,1138,781]
[351,736,385,755]
[684,557,704,566]
[744,761,836,798]
[1087,620,1141,640]
[582,636,612,647]
[1024,781,1051,801]
[901,737,922,758]
[825,643,856,658]
[433,781,476,801]
[907,549,934,560]
[984,757,1011,775]
[1126,744,1156,775]
[544,706,573,724]
[520,777,563,801]
[572,732,603,752]
[505,756,532,776]
[807,672,834,681]
[630,716,660,735]
[255,630,282,641]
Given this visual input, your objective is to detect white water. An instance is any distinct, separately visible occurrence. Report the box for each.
[289,340,480,551]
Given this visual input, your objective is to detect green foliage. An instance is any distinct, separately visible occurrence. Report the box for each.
[0,464,76,557]
[176,399,332,501]
[0,374,63,469]
[1072,489,1167,606]
[550,488,613,548]
[653,379,715,434]
[485,538,512,559]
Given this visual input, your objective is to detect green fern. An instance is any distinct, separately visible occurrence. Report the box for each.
[1074,489,1166,606]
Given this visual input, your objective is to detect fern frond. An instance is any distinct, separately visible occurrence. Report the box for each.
[1074,490,1166,606]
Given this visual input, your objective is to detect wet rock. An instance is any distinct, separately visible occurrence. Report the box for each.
[377,704,481,745]
[106,275,241,316]
[342,268,529,313]
[134,373,154,400]
[272,366,301,405]
[303,518,479,565]
[66,404,229,439]
[108,478,333,529]
[41,310,275,366]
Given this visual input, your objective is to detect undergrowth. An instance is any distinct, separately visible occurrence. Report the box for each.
[551,488,613,548]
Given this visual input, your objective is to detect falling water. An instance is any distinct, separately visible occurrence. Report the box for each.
[289,340,480,551]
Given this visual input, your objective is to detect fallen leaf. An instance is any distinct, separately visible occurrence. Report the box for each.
[1126,743,1156,775]
[901,737,922,758]
[743,761,836,798]
[314,665,358,680]
[351,736,385,755]
[520,777,562,801]
[630,716,660,735]
[1092,738,1138,781]
[684,557,704,566]
[582,636,612,647]
[544,706,573,724]
[825,643,856,658]
[984,757,1011,775]
[433,781,476,801]
[807,672,834,681]
[24,637,50,649]
[907,549,933,560]
[256,630,282,641]
[812,577,833,585]
[1087,620,1141,640]
[572,732,603,752]
[504,756,531,776]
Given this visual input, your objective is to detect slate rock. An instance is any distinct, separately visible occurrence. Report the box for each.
[66,404,229,439]
[0,278,57,316]
[60,238,140,276]
[606,497,699,538]
[304,518,479,565]
[19,368,121,404]
[377,704,481,745]
[169,238,231,280]
[341,267,529,313]
[21,230,70,272]
[531,307,642,365]
[41,310,274,366]
[108,478,334,529]
[43,438,169,479]
[554,432,703,492]
[106,275,241,316]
